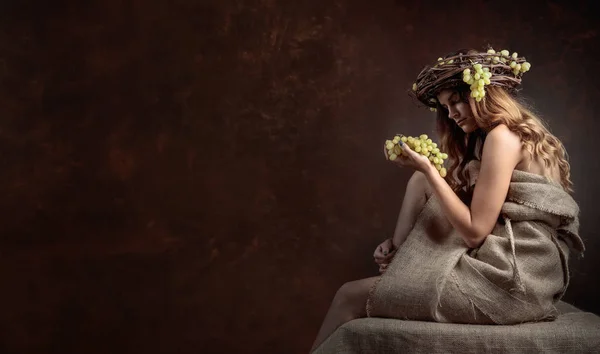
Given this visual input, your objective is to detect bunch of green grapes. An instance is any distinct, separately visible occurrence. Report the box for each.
[462,64,491,102]
[385,134,449,177]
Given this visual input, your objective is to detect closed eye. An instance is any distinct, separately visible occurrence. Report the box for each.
[442,100,458,110]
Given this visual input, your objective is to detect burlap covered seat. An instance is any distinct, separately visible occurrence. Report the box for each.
[313,301,600,353]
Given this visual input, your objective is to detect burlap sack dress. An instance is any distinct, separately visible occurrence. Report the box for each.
[366,160,585,325]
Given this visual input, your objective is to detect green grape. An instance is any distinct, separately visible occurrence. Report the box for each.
[441,153,448,159]
[440,168,447,177]
[385,134,449,178]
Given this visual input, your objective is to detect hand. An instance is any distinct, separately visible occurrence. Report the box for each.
[384,140,433,174]
[373,238,397,273]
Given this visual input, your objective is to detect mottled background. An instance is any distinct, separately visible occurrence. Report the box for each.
[0,0,599,353]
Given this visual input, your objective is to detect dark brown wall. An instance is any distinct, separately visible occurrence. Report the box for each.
[1,0,599,353]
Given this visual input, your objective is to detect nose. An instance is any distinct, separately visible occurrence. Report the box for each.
[448,108,460,120]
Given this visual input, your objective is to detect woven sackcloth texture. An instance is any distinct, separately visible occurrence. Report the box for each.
[313,301,600,354]
[366,160,583,325]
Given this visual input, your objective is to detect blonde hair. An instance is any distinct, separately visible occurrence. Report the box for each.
[435,86,573,193]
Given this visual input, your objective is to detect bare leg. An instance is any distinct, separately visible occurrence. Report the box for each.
[391,171,432,248]
[310,172,432,352]
[310,277,379,353]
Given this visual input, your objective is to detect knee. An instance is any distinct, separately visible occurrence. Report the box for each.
[408,171,426,187]
[408,171,432,198]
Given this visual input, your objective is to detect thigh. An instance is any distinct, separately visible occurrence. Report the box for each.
[336,276,380,317]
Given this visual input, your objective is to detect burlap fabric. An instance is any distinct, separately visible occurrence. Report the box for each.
[366,160,584,325]
[313,301,600,353]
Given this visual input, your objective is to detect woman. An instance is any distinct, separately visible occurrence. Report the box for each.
[310,48,584,353]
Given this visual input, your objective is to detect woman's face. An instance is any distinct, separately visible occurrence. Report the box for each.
[437,89,478,133]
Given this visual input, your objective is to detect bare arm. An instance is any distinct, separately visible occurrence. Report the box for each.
[423,125,522,248]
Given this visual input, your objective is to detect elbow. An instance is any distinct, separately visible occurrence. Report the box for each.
[464,236,486,249]
[463,227,489,249]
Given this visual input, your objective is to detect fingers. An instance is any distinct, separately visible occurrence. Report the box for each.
[373,246,382,259]
[399,141,416,158]
[374,252,386,264]
[379,263,389,274]
[375,239,396,265]
[384,238,394,248]
[374,249,396,264]
[380,242,390,255]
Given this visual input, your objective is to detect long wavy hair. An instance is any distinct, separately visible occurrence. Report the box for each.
[435,85,573,194]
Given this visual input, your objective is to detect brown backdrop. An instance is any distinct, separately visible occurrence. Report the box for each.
[1,0,599,353]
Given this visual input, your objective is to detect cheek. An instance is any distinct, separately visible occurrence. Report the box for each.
[457,102,471,117]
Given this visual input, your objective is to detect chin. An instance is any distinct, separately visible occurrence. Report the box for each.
[460,124,477,134]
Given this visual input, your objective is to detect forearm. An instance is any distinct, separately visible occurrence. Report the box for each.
[391,212,417,248]
[423,165,482,248]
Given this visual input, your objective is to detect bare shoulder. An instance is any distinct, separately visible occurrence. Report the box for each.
[481,124,522,167]
[486,124,521,146]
